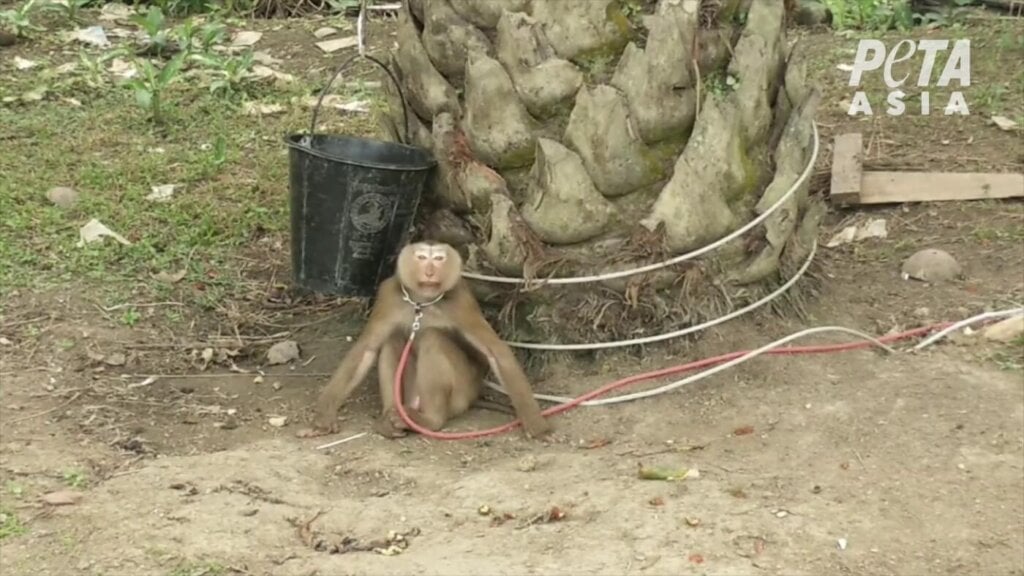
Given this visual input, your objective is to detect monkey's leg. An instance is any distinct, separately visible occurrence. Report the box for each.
[404,329,482,432]
[374,336,417,438]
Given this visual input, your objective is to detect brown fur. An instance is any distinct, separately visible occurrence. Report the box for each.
[298,242,552,439]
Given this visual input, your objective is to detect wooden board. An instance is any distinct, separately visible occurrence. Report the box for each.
[857,171,1024,204]
[830,133,863,205]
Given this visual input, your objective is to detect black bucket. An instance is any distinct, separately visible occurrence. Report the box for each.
[285,54,436,298]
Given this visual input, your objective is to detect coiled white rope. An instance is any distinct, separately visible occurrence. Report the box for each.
[484,308,1024,407]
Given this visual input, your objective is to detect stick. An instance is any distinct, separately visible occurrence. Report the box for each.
[6,393,82,425]
[315,432,368,450]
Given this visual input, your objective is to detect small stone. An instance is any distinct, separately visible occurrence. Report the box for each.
[901,248,962,283]
[775,510,789,518]
[266,340,300,365]
[268,416,287,427]
[516,454,538,472]
[478,505,491,516]
[981,315,1024,343]
[913,307,931,319]
[837,537,848,550]
[46,186,79,209]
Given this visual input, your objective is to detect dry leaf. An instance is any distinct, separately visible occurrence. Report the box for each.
[103,352,127,366]
[146,184,177,202]
[231,30,263,47]
[13,56,37,70]
[313,27,338,39]
[268,416,287,427]
[77,219,131,247]
[252,51,282,65]
[244,101,286,116]
[316,36,357,53]
[152,269,187,284]
[41,490,84,506]
[990,115,1019,131]
[251,65,294,83]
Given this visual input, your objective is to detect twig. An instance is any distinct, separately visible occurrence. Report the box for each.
[0,315,50,330]
[102,302,184,312]
[315,431,369,450]
[6,392,82,425]
[853,448,867,469]
[113,372,332,380]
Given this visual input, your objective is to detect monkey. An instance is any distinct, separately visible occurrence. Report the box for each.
[297,241,552,439]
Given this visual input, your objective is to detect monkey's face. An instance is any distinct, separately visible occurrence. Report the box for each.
[399,242,461,300]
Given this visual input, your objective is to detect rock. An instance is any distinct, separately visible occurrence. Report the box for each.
[901,249,962,283]
[266,340,300,365]
[420,0,493,83]
[520,138,615,244]
[530,0,631,61]
[981,315,1024,343]
[381,53,434,151]
[640,95,748,252]
[730,90,820,284]
[46,186,79,209]
[449,0,528,28]
[729,0,787,146]
[431,112,502,212]
[564,84,661,197]
[516,454,539,472]
[394,7,462,120]
[462,51,538,169]
[794,0,833,27]
[481,193,528,276]
[610,0,699,143]
[494,10,583,118]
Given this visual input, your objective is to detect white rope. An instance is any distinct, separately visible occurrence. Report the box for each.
[484,307,1024,407]
[462,122,821,286]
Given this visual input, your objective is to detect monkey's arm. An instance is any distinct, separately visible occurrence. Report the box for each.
[311,280,403,431]
[451,292,552,438]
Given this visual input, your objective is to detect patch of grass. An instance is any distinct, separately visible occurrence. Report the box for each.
[0,507,28,540]
[62,469,88,488]
[0,7,383,320]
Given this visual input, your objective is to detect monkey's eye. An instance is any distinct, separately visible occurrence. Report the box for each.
[416,254,428,261]
[432,255,445,261]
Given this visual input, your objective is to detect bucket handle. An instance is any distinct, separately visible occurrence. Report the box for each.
[307,52,411,146]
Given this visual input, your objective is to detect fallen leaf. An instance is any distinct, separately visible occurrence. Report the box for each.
[231,30,263,47]
[251,65,294,83]
[21,87,47,102]
[990,115,1019,131]
[41,490,84,506]
[268,416,288,427]
[103,352,127,366]
[109,58,137,79]
[152,269,187,284]
[583,438,610,449]
[252,51,282,65]
[688,553,704,564]
[72,26,110,48]
[99,3,133,21]
[77,218,131,247]
[266,340,300,365]
[146,184,177,202]
[244,102,286,116]
[303,95,370,113]
[637,465,700,481]
[733,425,755,436]
[316,36,358,53]
[62,97,83,107]
[313,26,338,38]
[13,56,37,70]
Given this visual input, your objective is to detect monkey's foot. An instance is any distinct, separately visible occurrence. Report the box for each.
[373,412,410,438]
[295,427,332,439]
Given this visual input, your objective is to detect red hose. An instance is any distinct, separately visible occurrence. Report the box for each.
[392,322,954,441]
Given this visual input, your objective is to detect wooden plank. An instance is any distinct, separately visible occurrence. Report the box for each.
[830,133,863,205]
[856,171,1024,204]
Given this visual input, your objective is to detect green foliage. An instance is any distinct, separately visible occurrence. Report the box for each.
[125,51,188,123]
[822,0,915,31]
[0,0,46,37]
[823,0,976,31]
[40,0,95,24]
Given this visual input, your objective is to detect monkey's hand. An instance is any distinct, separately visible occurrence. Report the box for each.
[522,415,553,439]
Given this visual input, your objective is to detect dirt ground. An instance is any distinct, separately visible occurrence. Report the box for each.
[2,11,1023,576]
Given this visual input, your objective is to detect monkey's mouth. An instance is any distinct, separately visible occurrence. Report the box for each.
[418,281,441,289]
